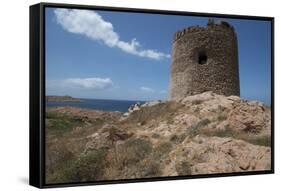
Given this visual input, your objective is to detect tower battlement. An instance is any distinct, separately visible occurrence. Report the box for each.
[169,19,240,101]
[173,20,236,42]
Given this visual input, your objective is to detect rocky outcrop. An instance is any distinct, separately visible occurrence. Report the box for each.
[46,92,271,183]
[163,136,271,176]
[84,92,271,176]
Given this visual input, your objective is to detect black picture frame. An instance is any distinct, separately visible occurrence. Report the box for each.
[30,2,275,188]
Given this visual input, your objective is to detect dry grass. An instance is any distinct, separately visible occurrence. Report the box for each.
[46,148,108,183]
[45,110,107,184]
[176,161,192,176]
[46,111,85,135]
[244,135,271,147]
[121,102,183,125]
[191,100,203,105]
[199,126,271,147]
[189,118,211,137]
[170,133,187,144]
[217,113,228,121]
[153,142,173,158]
[45,142,74,177]
[103,137,162,179]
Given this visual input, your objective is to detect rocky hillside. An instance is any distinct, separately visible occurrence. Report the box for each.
[46,92,271,184]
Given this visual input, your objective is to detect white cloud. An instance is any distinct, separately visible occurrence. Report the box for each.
[64,77,113,89]
[140,86,155,93]
[48,77,113,90]
[54,8,170,60]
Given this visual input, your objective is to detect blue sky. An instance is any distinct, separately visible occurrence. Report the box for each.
[45,7,271,104]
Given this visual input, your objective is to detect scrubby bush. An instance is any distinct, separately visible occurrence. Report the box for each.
[170,133,188,144]
[152,133,160,139]
[46,149,108,183]
[136,159,161,177]
[191,100,203,105]
[118,138,153,166]
[46,142,74,176]
[247,135,271,147]
[189,118,211,136]
[46,111,85,135]
[153,142,173,158]
[200,126,271,147]
[103,138,157,179]
[217,114,228,121]
[176,161,192,176]
[201,126,234,138]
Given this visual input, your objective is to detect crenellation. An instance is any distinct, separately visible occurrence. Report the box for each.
[169,19,240,101]
[173,20,236,43]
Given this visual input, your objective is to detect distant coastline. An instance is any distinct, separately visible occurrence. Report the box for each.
[46,97,145,112]
[46,95,81,102]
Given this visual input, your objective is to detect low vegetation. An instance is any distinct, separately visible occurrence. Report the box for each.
[45,93,271,183]
[47,148,108,183]
[170,133,187,144]
[46,113,166,183]
[46,112,85,135]
[176,161,192,176]
[198,126,271,147]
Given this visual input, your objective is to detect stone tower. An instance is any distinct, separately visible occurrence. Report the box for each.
[169,19,240,101]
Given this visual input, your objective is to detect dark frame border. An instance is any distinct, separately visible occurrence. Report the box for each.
[29,2,274,189]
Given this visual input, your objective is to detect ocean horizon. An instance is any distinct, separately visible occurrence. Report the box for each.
[46,98,146,112]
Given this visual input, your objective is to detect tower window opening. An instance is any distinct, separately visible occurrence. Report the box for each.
[198,51,207,65]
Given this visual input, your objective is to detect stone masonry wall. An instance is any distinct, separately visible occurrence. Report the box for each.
[169,20,240,100]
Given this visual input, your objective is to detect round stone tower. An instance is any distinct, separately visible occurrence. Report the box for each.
[169,19,240,101]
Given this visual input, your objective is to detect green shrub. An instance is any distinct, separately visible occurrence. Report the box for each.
[46,149,108,183]
[166,116,174,124]
[200,126,271,147]
[197,118,211,128]
[189,118,211,137]
[103,138,153,179]
[46,112,84,135]
[137,159,161,177]
[152,133,160,139]
[193,106,200,113]
[45,142,74,176]
[217,114,227,121]
[118,138,153,166]
[202,126,234,138]
[170,133,187,144]
[153,142,173,158]
[191,100,203,105]
[176,161,192,176]
[247,135,271,147]
[46,111,60,119]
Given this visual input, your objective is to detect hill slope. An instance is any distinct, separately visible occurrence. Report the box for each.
[46,92,271,183]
